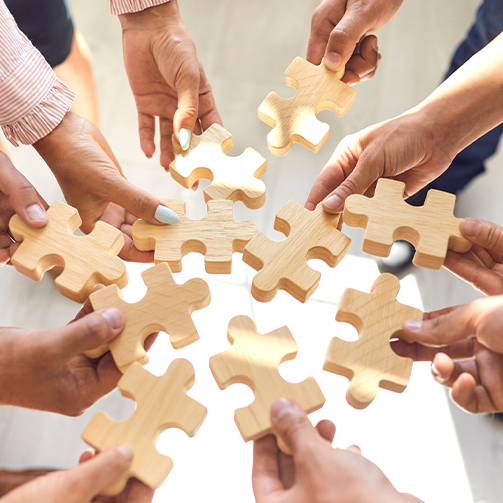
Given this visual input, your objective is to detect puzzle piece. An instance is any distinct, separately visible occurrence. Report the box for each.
[170,124,267,209]
[242,201,351,303]
[132,199,258,274]
[84,263,210,372]
[324,273,422,409]
[210,316,325,454]
[343,178,472,270]
[9,201,128,303]
[258,57,355,156]
[82,361,207,495]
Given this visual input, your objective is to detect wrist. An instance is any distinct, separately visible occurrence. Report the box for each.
[118,0,180,30]
[33,111,82,156]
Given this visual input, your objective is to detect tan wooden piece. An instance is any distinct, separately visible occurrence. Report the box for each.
[132,199,257,274]
[258,57,355,156]
[210,316,325,454]
[242,201,351,303]
[84,263,210,372]
[9,201,128,303]
[324,273,423,409]
[343,178,472,270]
[82,361,207,495]
[170,124,267,209]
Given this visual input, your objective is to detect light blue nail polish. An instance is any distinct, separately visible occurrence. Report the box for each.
[155,206,180,224]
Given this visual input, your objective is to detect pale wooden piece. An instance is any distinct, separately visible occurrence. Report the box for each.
[84,263,211,372]
[170,124,267,209]
[210,316,325,454]
[132,199,258,274]
[82,361,207,495]
[258,57,355,156]
[242,201,351,303]
[324,273,423,409]
[9,201,128,303]
[343,178,472,270]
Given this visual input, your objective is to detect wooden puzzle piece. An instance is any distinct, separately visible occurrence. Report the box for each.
[170,124,267,209]
[258,57,355,156]
[132,199,258,274]
[209,315,325,454]
[323,273,422,409]
[242,201,351,303]
[84,263,211,372]
[82,361,207,495]
[343,178,472,270]
[9,201,128,303]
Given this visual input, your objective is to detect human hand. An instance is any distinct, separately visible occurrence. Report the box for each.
[2,445,154,503]
[0,469,52,497]
[308,0,403,83]
[253,398,421,503]
[444,218,503,296]
[397,297,503,414]
[119,1,222,168]
[0,152,48,265]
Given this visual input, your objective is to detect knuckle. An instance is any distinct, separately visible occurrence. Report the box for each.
[484,223,503,250]
[133,191,154,218]
[83,314,108,341]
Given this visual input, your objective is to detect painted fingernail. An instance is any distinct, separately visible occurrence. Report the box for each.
[117,444,134,462]
[461,218,481,237]
[179,128,192,151]
[431,363,446,384]
[403,320,423,332]
[271,397,301,420]
[101,308,124,330]
[26,204,48,223]
[325,52,342,70]
[155,205,180,224]
[146,155,153,160]
[323,194,343,211]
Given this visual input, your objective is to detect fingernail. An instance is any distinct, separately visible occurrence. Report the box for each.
[179,128,191,151]
[155,205,180,224]
[403,320,423,332]
[146,155,153,160]
[26,204,47,223]
[372,38,378,51]
[323,194,344,211]
[325,52,342,71]
[101,308,124,330]
[431,363,446,384]
[271,397,301,421]
[117,444,134,462]
[461,218,481,237]
[191,184,198,192]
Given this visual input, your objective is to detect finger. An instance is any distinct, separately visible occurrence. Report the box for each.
[316,419,336,443]
[307,7,341,65]
[346,445,362,454]
[451,374,492,413]
[79,449,95,464]
[343,35,379,85]
[392,338,475,362]
[252,435,285,499]
[461,219,503,259]
[431,353,478,387]
[197,64,223,131]
[160,117,175,170]
[138,113,156,159]
[73,285,105,322]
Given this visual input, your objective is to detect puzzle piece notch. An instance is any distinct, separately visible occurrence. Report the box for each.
[9,201,128,303]
[243,201,351,303]
[132,199,258,274]
[323,273,423,409]
[85,262,210,372]
[82,360,207,495]
[170,124,267,209]
[343,178,472,270]
[258,57,356,156]
[210,316,325,454]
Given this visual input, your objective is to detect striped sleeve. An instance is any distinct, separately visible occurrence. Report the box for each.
[0,1,75,146]
[109,0,172,15]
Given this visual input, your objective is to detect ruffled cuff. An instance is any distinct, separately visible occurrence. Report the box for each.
[109,0,172,15]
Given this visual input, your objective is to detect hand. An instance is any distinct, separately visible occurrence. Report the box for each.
[119,1,222,168]
[0,470,52,497]
[252,398,421,503]
[0,152,48,265]
[397,297,503,414]
[308,0,403,83]
[444,218,503,296]
[2,445,154,503]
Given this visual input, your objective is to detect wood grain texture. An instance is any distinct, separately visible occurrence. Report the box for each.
[84,263,211,372]
[242,201,351,303]
[82,361,207,495]
[343,178,472,270]
[170,124,267,209]
[324,273,423,409]
[258,57,355,156]
[132,199,258,274]
[9,201,128,303]
[210,316,325,454]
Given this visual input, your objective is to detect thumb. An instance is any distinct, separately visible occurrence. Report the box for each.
[460,218,503,255]
[271,398,319,455]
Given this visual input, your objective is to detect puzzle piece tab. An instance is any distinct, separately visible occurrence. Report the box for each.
[9,201,128,303]
[324,274,422,409]
[82,361,207,495]
[210,315,325,454]
[85,263,210,372]
[343,178,472,270]
[132,199,258,274]
[170,124,267,209]
[243,201,351,303]
[258,57,355,156]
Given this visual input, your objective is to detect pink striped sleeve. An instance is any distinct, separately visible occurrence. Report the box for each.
[109,0,172,15]
[0,2,75,146]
